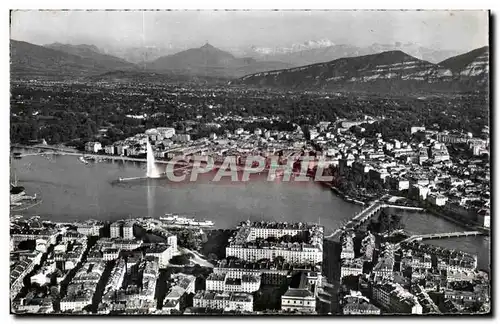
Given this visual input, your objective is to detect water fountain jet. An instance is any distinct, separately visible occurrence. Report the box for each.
[146,139,161,178]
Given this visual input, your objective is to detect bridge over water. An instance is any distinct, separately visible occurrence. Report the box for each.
[394,230,488,249]
[325,195,426,240]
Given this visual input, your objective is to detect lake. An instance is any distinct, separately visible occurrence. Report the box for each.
[11,151,490,271]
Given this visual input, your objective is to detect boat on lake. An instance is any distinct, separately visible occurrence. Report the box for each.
[160,214,214,228]
[78,156,89,165]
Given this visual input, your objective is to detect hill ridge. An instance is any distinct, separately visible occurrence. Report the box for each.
[238,48,487,93]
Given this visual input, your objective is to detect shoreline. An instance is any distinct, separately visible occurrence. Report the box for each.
[12,145,176,165]
[11,143,80,153]
[318,178,479,232]
[424,205,485,232]
[317,181,368,207]
[12,146,481,235]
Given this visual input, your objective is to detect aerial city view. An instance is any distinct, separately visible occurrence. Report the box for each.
[9,10,490,316]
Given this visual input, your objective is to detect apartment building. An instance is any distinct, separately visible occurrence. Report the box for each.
[206,272,261,293]
[193,291,253,312]
[225,221,323,264]
[371,281,422,314]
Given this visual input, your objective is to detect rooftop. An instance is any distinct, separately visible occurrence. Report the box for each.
[282,288,314,299]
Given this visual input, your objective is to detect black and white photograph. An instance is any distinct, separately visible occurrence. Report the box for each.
[8,9,491,316]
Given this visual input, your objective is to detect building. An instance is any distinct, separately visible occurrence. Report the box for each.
[436,132,469,144]
[139,259,159,304]
[85,142,102,153]
[444,285,489,305]
[418,147,429,165]
[105,259,126,292]
[30,261,56,286]
[112,239,142,251]
[342,291,381,315]
[477,208,490,228]
[102,248,120,261]
[213,258,313,286]
[444,269,477,283]
[115,142,129,156]
[157,127,176,139]
[206,273,226,292]
[281,272,316,314]
[360,232,376,261]
[165,232,178,252]
[193,291,253,312]
[387,177,410,191]
[163,273,197,313]
[104,145,116,155]
[11,260,34,299]
[401,251,432,270]
[143,244,173,268]
[430,142,450,162]
[340,233,355,259]
[341,258,364,279]
[225,221,323,264]
[110,221,123,238]
[77,223,104,236]
[72,261,106,284]
[172,134,191,143]
[60,292,93,312]
[122,221,134,239]
[412,285,440,314]
[372,281,422,314]
[411,126,426,134]
[427,193,448,207]
[206,272,261,293]
[60,261,106,312]
[281,289,316,314]
[373,247,395,281]
[13,293,54,314]
[409,184,430,201]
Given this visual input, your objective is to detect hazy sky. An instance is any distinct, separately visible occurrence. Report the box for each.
[10,10,489,52]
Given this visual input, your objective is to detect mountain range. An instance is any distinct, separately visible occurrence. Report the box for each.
[10,40,135,78]
[101,40,460,66]
[44,42,134,69]
[101,45,179,65]
[238,47,489,93]
[10,39,488,93]
[242,41,461,66]
[247,39,337,55]
[10,41,292,79]
[145,43,292,78]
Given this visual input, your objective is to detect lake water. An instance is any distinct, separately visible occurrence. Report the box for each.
[11,152,490,271]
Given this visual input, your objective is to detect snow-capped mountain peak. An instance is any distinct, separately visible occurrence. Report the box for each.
[249,39,336,55]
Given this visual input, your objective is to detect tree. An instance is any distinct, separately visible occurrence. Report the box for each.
[207,253,218,262]
[170,254,192,265]
[274,256,285,264]
[52,132,61,144]
[29,120,38,140]
[86,123,94,140]
[178,229,202,251]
